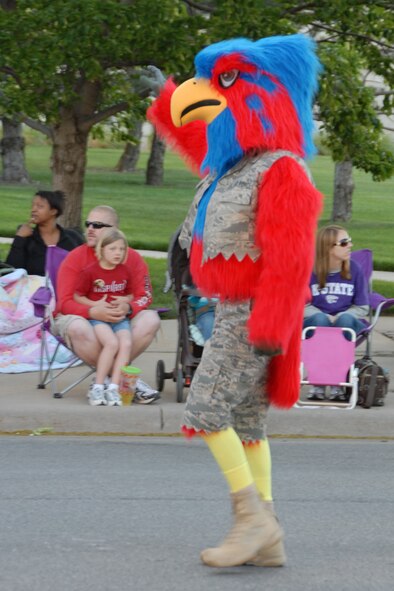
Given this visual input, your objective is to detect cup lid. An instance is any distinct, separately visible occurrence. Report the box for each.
[121,365,141,375]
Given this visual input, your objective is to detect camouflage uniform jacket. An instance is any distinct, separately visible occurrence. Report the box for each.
[179,150,309,264]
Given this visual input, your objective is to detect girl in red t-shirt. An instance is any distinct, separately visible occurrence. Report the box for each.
[74,228,133,406]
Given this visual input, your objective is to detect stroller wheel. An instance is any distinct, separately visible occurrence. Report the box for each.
[156,360,165,392]
[176,368,184,403]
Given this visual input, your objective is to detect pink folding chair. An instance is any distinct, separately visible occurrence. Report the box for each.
[296,326,358,409]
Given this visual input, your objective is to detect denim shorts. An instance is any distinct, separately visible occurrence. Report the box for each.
[89,319,131,333]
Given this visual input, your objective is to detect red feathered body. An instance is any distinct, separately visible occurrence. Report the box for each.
[187,158,321,408]
[148,72,322,409]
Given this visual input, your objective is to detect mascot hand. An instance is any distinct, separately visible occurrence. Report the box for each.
[253,344,283,357]
[136,66,166,98]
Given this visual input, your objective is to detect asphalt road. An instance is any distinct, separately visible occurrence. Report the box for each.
[1,436,393,591]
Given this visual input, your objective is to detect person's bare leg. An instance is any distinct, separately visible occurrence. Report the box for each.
[129,310,160,362]
[93,324,119,384]
[111,329,132,384]
[66,318,102,366]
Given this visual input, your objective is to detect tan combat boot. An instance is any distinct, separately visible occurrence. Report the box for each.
[200,484,283,568]
[247,500,286,567]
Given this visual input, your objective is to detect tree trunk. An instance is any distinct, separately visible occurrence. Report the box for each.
[332,159,354,222]
[146,130,165,186]
[0,117,30,183]
[51,111,89,230]
[115,121,143,172]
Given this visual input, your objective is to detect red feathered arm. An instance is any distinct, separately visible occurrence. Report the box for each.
[248,156,322,353]
[147,79,208,176]
[246,157,322,408]
[267,313,304,408]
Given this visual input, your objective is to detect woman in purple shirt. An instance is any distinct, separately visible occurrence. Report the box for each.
[304,225,369,401]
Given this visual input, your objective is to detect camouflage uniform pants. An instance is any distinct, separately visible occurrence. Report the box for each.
[183,300,270,442]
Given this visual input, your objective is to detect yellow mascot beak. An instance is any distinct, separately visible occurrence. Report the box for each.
[170,77,227,127]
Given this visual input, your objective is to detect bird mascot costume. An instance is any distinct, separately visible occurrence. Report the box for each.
[148,34,323,568]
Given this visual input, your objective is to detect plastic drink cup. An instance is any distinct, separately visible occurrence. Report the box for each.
[119,366,141,406]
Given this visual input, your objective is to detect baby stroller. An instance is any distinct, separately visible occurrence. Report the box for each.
[156,227,207,402]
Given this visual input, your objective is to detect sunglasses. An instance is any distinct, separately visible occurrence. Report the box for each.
[333,237,352,247]
[84,221,113,229]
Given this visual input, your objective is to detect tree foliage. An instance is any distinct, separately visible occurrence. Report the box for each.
[319,43,394,182]
[191,0,394,219]
[204,1,394,174]
[0,0,205,125]
[0,0,206,226]
[0,0,393,226]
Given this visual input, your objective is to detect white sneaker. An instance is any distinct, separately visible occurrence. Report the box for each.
[87,376,110,399]
[88,384,107,406]
[307,386,326,401]
[133,378,160,404]
[105,384,122,407]
[189,324,205,347]
[328,386,347,402]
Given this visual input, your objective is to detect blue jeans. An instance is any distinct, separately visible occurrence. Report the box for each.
[303,312,365,341]
[89,318,130,333]
[196,310,215,342]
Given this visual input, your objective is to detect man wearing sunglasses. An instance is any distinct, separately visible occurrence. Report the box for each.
[53,205,161,404]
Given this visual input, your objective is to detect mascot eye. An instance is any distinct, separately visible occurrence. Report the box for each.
[219,69,239,88]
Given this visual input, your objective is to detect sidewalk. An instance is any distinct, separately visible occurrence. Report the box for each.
[1,317,393,438]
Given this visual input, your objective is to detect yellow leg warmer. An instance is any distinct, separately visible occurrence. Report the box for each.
[243,439,272,501]
[202,428,253,493]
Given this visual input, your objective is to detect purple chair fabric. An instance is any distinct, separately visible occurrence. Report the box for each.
[351,249,373,284]
[29,286,52,318]
[29,245,95,397]
[351,249,394,352]
[29,246,69,317]
[45,245,69,298]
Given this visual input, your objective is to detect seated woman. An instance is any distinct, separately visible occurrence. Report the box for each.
[304,224,369,401]
[6,190,84,276]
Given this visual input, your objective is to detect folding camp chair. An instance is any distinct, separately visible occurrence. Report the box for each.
[296,326,358,409]
[351,249,394,356]
[296,248,394,410]
[30,245,94,398]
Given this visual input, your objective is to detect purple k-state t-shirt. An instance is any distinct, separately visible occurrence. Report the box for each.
[308,260,369,315]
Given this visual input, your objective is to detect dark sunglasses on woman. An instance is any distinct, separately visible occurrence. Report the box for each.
[333,237,352,247]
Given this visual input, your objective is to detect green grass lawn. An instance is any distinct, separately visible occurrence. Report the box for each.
[1,244,393,317]
[0,144,393,271]
[1,146,198,252]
